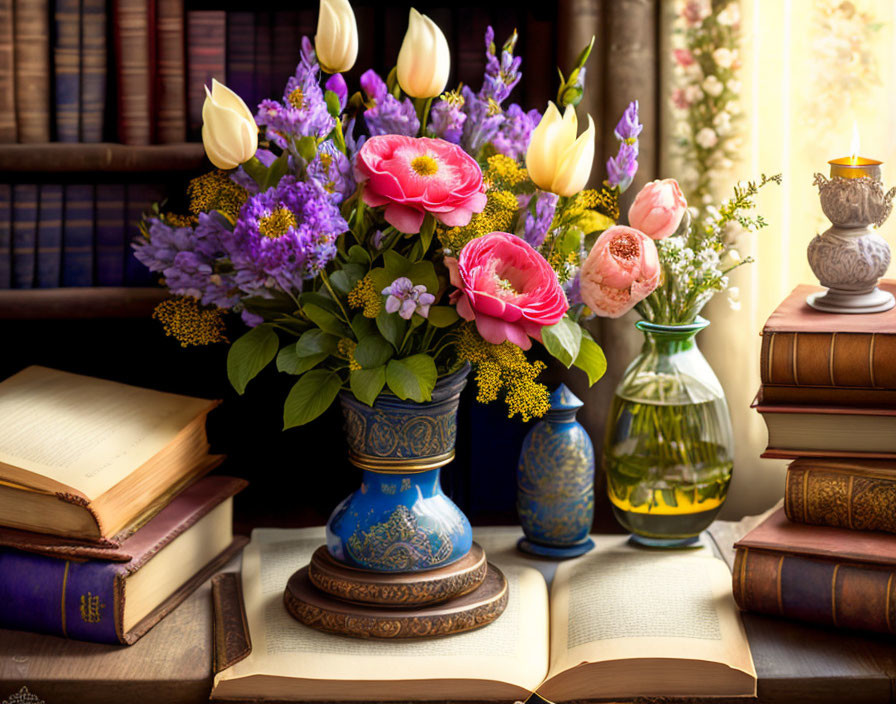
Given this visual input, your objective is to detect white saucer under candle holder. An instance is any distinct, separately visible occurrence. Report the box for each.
[807,158,896,314]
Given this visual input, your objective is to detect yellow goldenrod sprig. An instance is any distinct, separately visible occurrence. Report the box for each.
[153,297,228,347]
[347,275,382,318]
[187,170,249,222]
[337,338,361,370]
[484,154,530,192]
[439,189,518,253]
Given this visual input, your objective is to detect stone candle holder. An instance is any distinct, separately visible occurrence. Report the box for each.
[807,159,896,314]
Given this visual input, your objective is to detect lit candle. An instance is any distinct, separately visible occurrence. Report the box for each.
[830,124,881,180]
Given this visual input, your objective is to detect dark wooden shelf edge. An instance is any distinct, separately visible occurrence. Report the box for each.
[0,143,208,172]
[0,287,168,319]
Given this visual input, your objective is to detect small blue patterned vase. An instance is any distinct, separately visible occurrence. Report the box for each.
[326,365,473,572]
[516,384,595,558]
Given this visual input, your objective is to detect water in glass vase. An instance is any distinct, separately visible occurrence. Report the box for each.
[602,318,735,547]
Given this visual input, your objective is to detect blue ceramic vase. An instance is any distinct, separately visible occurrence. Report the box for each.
[516,384,595,558]
[326,365,473,572]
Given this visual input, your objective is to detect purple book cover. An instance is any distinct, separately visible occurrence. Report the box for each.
[61,183,95,286]
[11,183,37,288]
[53,0,81,142]
[80,0,107,142]
[0,183,10,287]
[36,183,63,287]
[95,184,126,285]
[226,12,254,110]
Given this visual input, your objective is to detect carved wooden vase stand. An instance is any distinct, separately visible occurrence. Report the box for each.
[282,366,509,639]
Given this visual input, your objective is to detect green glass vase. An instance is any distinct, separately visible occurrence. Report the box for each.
[603,317,734,547]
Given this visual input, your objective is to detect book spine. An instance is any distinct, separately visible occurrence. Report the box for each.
[0,550,122,644]
[95,184,126,285]
[253,11,272,104]
[80,0,106,142]
[124,183,164,285]
[785,465,896,535]
[186,10,226,137]
[733,547,896,635]
[14,0,51,142]
[0,0,16,142]
[36,184,63,287]
[62,183,95,286]
[54,0,81,143]
[114,0,153,145]
[0,183,9,287]
[761,331,896,390]
[11,183,37,288]
[155,0,185,143]
[226,12,255,111]
[760,384,896,408]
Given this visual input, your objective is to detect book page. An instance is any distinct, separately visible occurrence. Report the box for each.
[0,367,215,499]
[546,536,755,683]
[219,527,549,694]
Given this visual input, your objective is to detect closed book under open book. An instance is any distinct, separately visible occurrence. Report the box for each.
[211,527,756,702]
[0,366,221,543]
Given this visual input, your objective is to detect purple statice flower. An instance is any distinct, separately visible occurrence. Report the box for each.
[343,116,367,159]
[382,277,435,319]
[325,73,348,112]
[521,191,559,248]
[460,86,503,155]
[491,104,540,161]
[428,92,466,144]
[230,148,278,194]
[370,229,385,249]
[307,141,355,204]
[224,177,347,296]
[480,27,522,104]
[614,100,642,144]
[241,309,264,327]
[133,213,239,309]
[360,70,419,137]
[564,271,584,308]
[255,37,335,149]
[606,141,639,192]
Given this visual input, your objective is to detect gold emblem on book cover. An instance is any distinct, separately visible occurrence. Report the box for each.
[2,687,45,704]
[79,591,105,623]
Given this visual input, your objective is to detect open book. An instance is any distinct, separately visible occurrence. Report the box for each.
[211,527,756,702]
[0,366,221,542]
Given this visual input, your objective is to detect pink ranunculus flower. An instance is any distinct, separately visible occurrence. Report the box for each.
[445,232,568,350]
[673,48,695,67]
[580,226,661,318]
[354,134,487,234]
[628,178,688,240]
[671,88,690,110]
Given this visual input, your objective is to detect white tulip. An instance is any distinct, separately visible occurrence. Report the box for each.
[396,8,450,99]
[315,0,358,74]
[201,79,258,170]
[525,102,595,197]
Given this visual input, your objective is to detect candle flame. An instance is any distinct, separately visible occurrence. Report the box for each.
[849,122,860,164]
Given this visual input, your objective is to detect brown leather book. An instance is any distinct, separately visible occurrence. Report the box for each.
[186,10,226,137]
[785,458,896,534]
[733,508,896,635]
[14,0,50,142]
[155,0,186,143]
[80,0,107,142]
[114,0,154,145]
[0,0,16,142]
[759,384,896,408]
[761,281,896,391]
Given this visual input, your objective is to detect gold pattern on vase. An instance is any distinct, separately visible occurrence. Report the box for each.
[343,405,456,460]
[347,505,453,571]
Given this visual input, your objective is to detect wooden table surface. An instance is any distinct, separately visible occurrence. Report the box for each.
[2,538,896,704]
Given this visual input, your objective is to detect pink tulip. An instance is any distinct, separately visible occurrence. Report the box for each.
[580,226,661,318]
[628,178,688,240]
[354,134,487,234]
[446,232,568,350]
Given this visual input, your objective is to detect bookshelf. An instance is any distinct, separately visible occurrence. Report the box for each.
[0,143,206,173]
[0,286,166,318]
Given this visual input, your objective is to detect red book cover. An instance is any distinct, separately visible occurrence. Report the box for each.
[186,10,226,137]
[114,0,155,145]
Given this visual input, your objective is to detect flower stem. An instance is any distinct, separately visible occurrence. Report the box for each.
[416,97,434,135]
[320,271,351,323]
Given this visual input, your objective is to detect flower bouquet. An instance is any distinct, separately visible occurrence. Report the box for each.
[133,0,643,577]
[581,174,781,545]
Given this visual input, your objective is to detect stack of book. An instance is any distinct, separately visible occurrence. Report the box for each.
[0,365,247,644]
[734,281,896,634]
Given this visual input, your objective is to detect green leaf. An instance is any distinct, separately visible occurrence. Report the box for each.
[227,325,279,395]
[368,266,392,295]
[383,250,411,277]
[329,263,365,295]
[299,291,342,316]
[572,335,607,386]
[283,370,342,429]
[263,152,290,190]
[541,317,583,368]
[354,334,394,368]
[303,303,348,337]
[242,290,299,317]
[277,345,327,375]
[376,310,406,348]
[348,245,371,265]
[296,135,317,161]
[407,260,439,295]
[427,306,460,328]
[418,215,435,256]
[385,355,437,403]
[324,90,342,117]
[296,329,339,357]
[350,366,387,406]
[350,314,376,340]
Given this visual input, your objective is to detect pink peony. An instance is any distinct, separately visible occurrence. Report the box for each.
[580,226,661,318]
[354,134,487,234]
[673,48,695,67]
[446,232,568,350]
[628,178,688,240]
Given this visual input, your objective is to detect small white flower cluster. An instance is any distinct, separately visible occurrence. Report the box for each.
[670,0,743,208]
[656,232,728,320]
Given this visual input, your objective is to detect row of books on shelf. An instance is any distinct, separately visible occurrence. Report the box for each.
[0,365,246,645]
[0,182,163,289]
[0,0,312,145]
[735,281,896,635]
